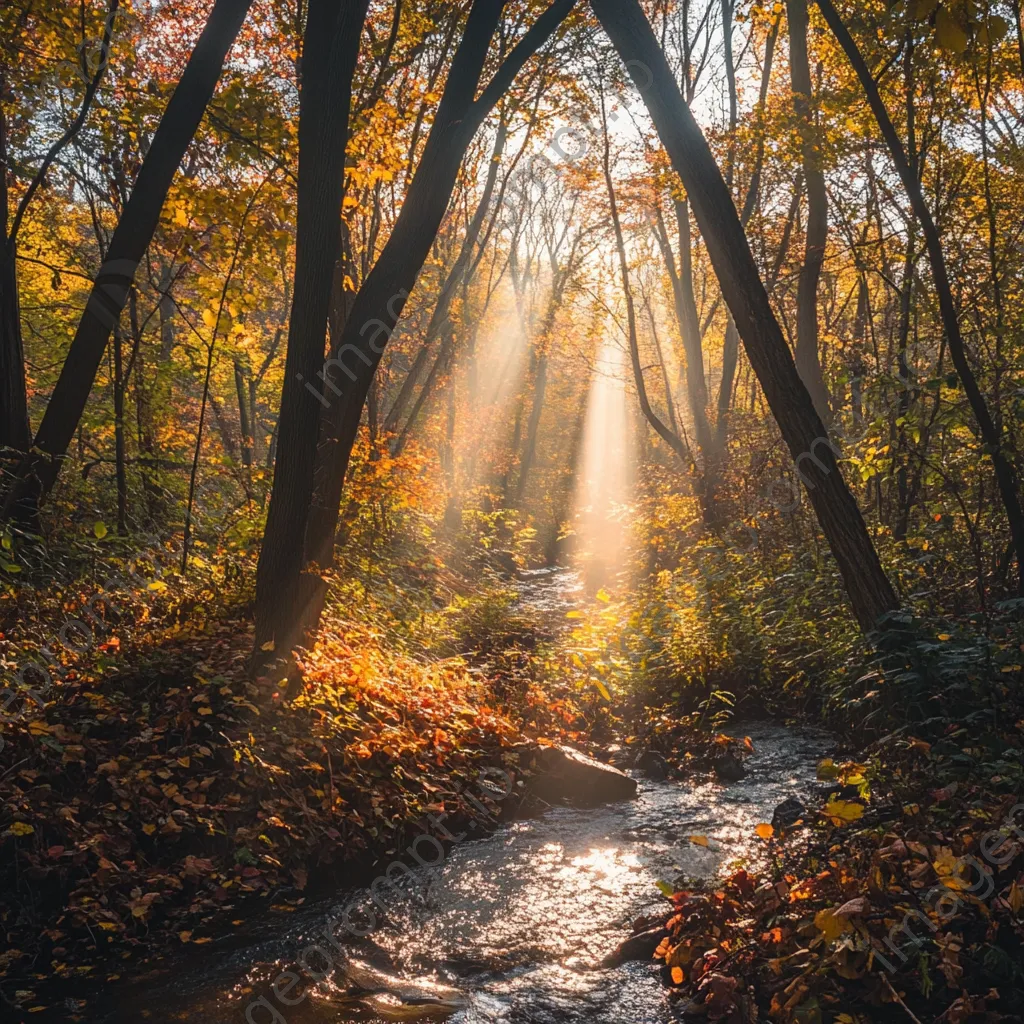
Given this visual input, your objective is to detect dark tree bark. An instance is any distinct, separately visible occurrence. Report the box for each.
[1,0,254,522]
[0,97,30,457]
[591,0,898,630]
[261,0,577,656]
[787,0,831,423]
[816,0,1024,592]
[253,0,370,660]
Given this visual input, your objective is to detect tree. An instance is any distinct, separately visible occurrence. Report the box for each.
[253,0,370,662]
[253,0,579,656]
[787,0,831,423]
[815,0,1024,593]
[0,0,255,522]
[589,0,899,630]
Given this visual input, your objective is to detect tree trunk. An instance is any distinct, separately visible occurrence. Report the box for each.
[515,349,549,502]
[253,0,370,660]
[0,97,31,458]
[112,321,128,535]
[715,16,780,457]
[816,0,1024,592]
[603,114,690,469]
[275,0,575,655]
[787,0,831,424]
[591,0,899,630]
[1,0,255,522]
[545,383,589,563]
[234,357,253,467]
[651,203,711,462]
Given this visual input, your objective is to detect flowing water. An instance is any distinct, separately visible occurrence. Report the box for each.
[101,570,831,1024]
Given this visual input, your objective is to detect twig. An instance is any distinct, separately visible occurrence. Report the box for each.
[879,973,924,1024]
[0,758,29,782]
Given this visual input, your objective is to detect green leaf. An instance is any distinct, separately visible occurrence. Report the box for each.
[93,521,108,540]
[655,879,675,898]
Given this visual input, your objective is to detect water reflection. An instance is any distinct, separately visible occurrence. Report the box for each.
[107,723,828,1024]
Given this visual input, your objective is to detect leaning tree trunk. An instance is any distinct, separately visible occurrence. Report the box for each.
[815,0,1024,593]
[787,0,831,424]
[253,0,370,662]
[591,0,898,630]
[1,0,254,523]
[267,0,576,656]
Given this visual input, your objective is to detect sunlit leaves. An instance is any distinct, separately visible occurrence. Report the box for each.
[822,799,865,826]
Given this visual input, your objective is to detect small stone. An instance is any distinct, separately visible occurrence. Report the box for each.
[713,753,746,782]
[771,795,806,831]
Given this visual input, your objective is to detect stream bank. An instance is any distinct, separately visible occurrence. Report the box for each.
[98,721,831,1023]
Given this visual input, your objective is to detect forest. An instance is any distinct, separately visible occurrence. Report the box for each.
[2,0,1024,1020]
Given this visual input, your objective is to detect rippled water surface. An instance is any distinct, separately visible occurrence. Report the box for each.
[111,721,829,1024]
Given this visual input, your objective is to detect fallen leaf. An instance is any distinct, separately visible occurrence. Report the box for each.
[822,800,864,826]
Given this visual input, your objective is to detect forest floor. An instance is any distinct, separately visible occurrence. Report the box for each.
[1,550,1023,1022]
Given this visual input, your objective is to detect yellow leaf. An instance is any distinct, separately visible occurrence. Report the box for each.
[142,824,156,835]
[197,707,213,716]
[688,835,710,847]
[98,922,117,932]
[178,931,192,943]
[814,907,852,942]
[823,800,864,826]
[201,308,218,330]
[935,7,968,53]
[9,822,35,836]
[93,521,108,540]
[1008,882,1024,913]
[261,641,276,652]
[933,847,966,889]
[596,588,611,603]
[988,15,1009,40]
[816,758,839,780]
[671,966,684,985]
[755,823,775,840]
[593,679,611,701]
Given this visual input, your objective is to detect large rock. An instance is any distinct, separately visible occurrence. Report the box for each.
[527,745,639,806]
